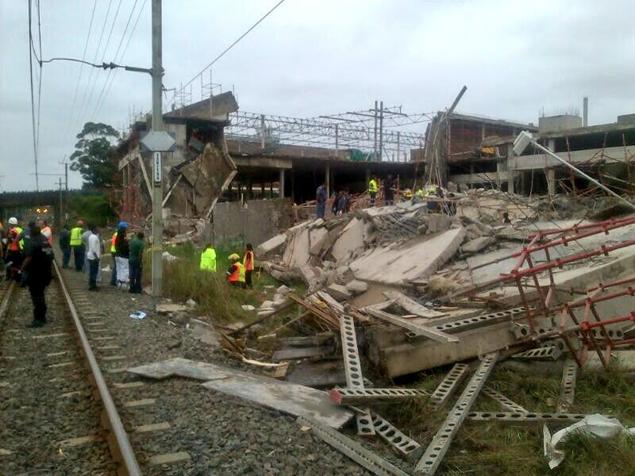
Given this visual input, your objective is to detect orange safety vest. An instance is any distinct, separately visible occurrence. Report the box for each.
[111,232,118,253]
[228,263,241,283]
[243,250,254,271]
[8,227,23,252]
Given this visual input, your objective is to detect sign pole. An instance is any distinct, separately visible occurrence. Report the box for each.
[151,0,164,297]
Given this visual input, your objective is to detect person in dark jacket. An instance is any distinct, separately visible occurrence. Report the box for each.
[128,232,145,294]
[316,184,327,218]
[114,225,130,287]
[59,224,71,268]
[21,224,53,327]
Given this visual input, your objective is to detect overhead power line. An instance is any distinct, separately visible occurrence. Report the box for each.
[174,0,287,102]
[91,0,147,122]
[64,0,97,142]
[35,0,43,155]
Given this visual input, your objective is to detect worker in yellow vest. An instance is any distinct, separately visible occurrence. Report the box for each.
[243,243,255,288]
[70,220,85,271]
[200,243,217,272]
[368,176,379,207]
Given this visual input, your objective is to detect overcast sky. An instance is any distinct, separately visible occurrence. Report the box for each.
[1,0,634,192]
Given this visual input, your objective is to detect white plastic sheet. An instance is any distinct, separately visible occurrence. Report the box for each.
[115,256,129,284]
[543,414,635,469]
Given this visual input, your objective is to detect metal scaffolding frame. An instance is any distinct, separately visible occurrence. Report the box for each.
[225,104,430,162]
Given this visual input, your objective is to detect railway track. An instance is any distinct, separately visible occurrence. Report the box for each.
[2,259,369,475]
[0,263,141,475]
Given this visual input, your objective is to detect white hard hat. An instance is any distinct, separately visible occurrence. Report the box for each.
[8,217,18,225]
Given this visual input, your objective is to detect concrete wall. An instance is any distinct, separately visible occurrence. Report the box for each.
[209,198,294,247]
[538,115,582,133]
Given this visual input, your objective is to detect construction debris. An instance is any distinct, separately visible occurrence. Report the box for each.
[129,184,635,475]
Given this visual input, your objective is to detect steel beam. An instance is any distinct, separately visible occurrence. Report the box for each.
[429,363,469,407]
[482,387,529,413]
[339,313,375,436]
[329,388,429,406]
[415,353,498,475]
[557,359,578,412]
[365,308,459,343]
[467,411,587,425]
[297,416,409,476]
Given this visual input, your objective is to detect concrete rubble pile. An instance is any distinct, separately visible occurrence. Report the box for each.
[131,194,635,475]
[236,196,635,474]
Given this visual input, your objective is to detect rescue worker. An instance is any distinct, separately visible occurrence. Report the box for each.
[86,224,101,291]
[70,220,85,271]
[59,224,71,268]
[226,253,244,287]
[368,176,379,206]
[200,243,217,273]
[39,219,53,246]
[5,217,23,281]
[129,232,145,294]
[21,224,53,327]
[243,243,255,288]
[315,183,327,219]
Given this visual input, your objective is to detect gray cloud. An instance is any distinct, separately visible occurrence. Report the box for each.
[1,0,634,191]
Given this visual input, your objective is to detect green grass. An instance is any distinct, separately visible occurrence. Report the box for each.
[145,241,298,325]
[379,363,635,475]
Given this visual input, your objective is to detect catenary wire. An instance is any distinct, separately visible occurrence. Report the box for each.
[27,0,39,191]
[173,0,287,104]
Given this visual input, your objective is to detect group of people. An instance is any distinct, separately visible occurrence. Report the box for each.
[314,186,353,219]
[58,220,145,293]
[199,242,255,288]
[1,217,53,327]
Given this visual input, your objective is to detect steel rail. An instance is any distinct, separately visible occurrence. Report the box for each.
[53,261,142,476]
[0,281,16,320]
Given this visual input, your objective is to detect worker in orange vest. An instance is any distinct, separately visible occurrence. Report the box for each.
[243,243,255,288]
[5,217,24,281]
[226,253,244,287]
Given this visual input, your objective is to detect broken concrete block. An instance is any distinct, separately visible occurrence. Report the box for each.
[349,227,466,286]
[327,283,352,301]
[241,305,256,312]
[186,298,197,308]
[256,233,287,256]
[156,303,188,314]
[425,214,452,234]
[276,285,291,295]
[461,236,495,254]
[259,300,275,309]
[298,264,321,289]
[331,218,370,264]
[189,319,220,349]
[345,279,369,295]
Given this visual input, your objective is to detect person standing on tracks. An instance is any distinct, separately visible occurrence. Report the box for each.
[21,224,53,328]
[70,220,85,272]
[86,224,101,291]
[5,217,24,282]
[38,219,53,246]
[128,231,145,294]
[58,224,71,268]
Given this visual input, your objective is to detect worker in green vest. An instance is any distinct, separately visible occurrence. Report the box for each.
[70,220,85,272]
[199,243,217,272]
[368,176,379,207]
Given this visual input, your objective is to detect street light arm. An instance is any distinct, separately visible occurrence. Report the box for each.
[518,132,635,211]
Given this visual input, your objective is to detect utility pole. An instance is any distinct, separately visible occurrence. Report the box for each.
[64,162,68,191]
[373,100,378,159]
[151,0,164,297]
[58,178,63,229]
[379,100,384,161]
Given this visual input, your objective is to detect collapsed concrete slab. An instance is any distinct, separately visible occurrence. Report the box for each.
[128,357,353,428]
[331,217,371,264]
[327,283,352,301]
[256,233,287,256]
[461,236,495,254]
[349,227,466,285]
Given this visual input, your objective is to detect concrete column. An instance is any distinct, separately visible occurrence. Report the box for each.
[325,162,330,196]
[506,143,515,194]
[546,168,556,198]
[279,169,285,198]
